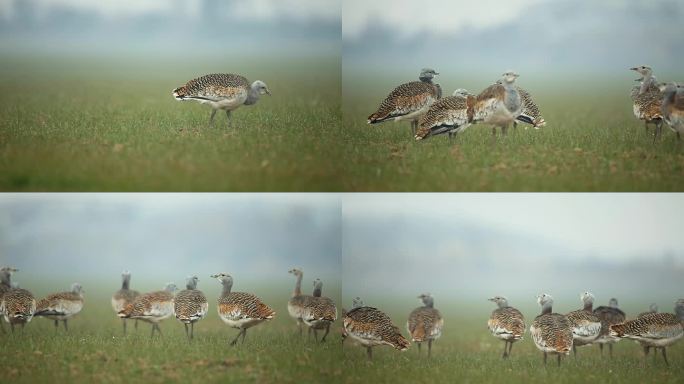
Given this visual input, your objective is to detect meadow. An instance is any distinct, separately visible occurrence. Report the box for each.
[342,73,684,191]
[0,55,343,191]
[341,300,684,384]
[0,282,344,384]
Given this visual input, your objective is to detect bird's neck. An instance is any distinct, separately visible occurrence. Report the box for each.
[313,287,322,297]
[222,281,233,295]
[244,83,261,105]
[541,303,553,315]
[293,274,302,297]
[498,302,508,309]
[583,302,593,311]
[122,278,130,290]
[639,74,656,95]
[419,76,433,83]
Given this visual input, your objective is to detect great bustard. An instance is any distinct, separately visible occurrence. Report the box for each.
[610,311,683,366]
[658,82,684,140]
[407,293,443,357]
[174,275,208,341]
[630,66,664,141]
[472,71,523,139]
[637,303,658,319]
[0,267,18,333]
[287,268,315,337]
[530,293,573,367]
[0,285,36,332]
[211,273,275,346]
[493,80,546,130]
[172,74,271,128]
[593,297,626,358]
[304,278,337,343]
[368,68,442,137]
[111,271,140,335]
[341,296,365,344]
[118,282,178,338]
[343,297,410,360]
[487,296,525,359]
[34,283,84,332]
[414,89,476,142]
[565,292,601,358]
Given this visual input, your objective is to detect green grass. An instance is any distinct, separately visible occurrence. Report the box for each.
[341,304,684,384]
[342,79,684,191]
[0,287,344,383]
[0,56,343,191]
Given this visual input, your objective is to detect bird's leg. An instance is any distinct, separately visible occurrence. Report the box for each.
[448,131,454,143]
[543,352,547,365]
[661,347,669,366]
[63,320,68,332]
[643,346,649,362]
[491,126,497,138]
[191,322,195,340]
[135,319,138,331]
[307,326,312,341]
[229,329,242,346]
[513,121,518,130]
[321,324,330,343]
[508,341,514,356]
[10,322,15,333]
[428,339,433,358]
[54,319,59,331]
[502,124,509,136]
[366,346,373,361]
[599,343,604,356]
[209,109,217,126]
[417,342,421,353]
[184,323,190,341]
[298,319,303,337]
[502,341,508,358]
[241,329,247,344]
[609,343,614,358]
[653,122,661,144]
[314,329,319,343]
[155,323,163,338]
[226,110,232,128]
[557,354,561,367]
[573,345,577,359]
[150,324,156,338]
[0,320,4,334]
[411,120,417,136]
[122,319,127,336]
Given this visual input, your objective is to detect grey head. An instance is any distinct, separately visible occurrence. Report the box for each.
[608,298,619,308]
[312,278,323,297]
[251,80,271,96]
[488,296,509,309]
[0,267,18,286]
[352,297,364,309]
[537,293,554,311]
[501,70,520,84]
[675,299,684,321]
[418,293,434,308]
[185,275,199,290]
[452,88,471,97]
[288,268,303,277]
[163,282,178,293]
[70,282,84,296]
[580,291,595,306]
[419,68,439,82]
[210,273,233,287]
[630,65,652,80]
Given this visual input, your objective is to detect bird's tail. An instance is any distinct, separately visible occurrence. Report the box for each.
[117,303,133,318]
[172,86,188,100]
[609,323,627,337]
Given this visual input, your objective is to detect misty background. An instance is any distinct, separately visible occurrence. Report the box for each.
[343,0,684,96]
[0,194,341,298]
[342,194,684,316]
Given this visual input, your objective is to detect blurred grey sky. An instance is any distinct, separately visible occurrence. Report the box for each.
[0,194,341,289]
[343,0,684,77]
[0,0,340,57]
[342,194,684,309]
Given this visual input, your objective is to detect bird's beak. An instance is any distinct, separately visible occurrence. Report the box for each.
[210,274,218,278]
[488,297,495,302]
[434,72,439,76]
[629,67,638,71]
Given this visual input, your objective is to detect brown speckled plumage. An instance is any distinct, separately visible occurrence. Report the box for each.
[173,74,250,101]
[489,307,525,340]
[217,292,275,322]
[415,94,475,140]
[34,284,84,326]
[1,288,36,329]
[368,82,441,124]
[610,312,683,365]
[516,87,546,127]
[344,305,410,360]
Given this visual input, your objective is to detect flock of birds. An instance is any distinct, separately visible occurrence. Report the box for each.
[367,67,684,143]
[3,266,683,367]
[342,291,684,365]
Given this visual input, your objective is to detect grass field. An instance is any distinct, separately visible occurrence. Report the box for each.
[342,75,684,191]
[0,283,343,383]
[341,301,684,384]
[0,55,343,191]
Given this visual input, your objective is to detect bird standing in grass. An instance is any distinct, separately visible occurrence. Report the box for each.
[304,278,337,343]
[472,71,523,139]
[343,298,410,360]
[407,293,443,357]
[0,267,18,333]
[368,68,442,137]
[111,271,140,335]
[287,268,314,337]
[593,297,626,358]
[487,296,525,359]
[1,284,36,333]
[173,74,271,128]
[565,292,601,358]
[530,293,573,367]
[630,66,664,141]
[414,89,475,142]
[174,275,208,341]
[211,273,275,346]
[118,282,178,338]
[610,311,683,366]
[34,283,84,332]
